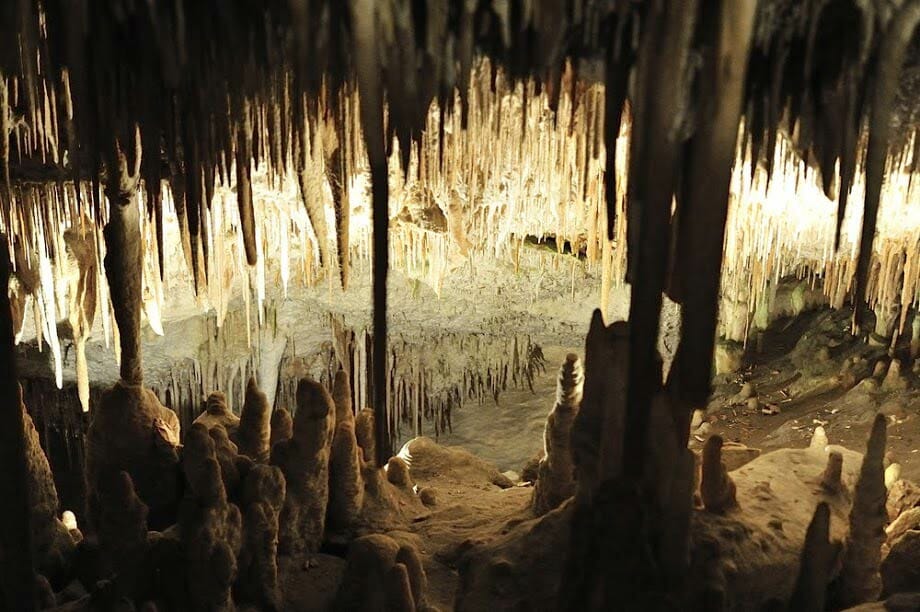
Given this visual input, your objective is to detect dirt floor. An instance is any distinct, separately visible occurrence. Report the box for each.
[700,309,920,481]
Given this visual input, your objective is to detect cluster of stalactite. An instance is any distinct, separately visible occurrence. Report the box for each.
[277,321,548,446]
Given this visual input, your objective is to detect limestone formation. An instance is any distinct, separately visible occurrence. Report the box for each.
[17,385,76,579]
[386,563,417,612]
[355,408,377,465]
[788,502,837,611]
[194,391,241,438]
[570,312,628,497]
[419,488,438,507]
[881,530,920,598]
[386,457,412,488]
[86,381,181,531]
[179,423,243,611]
[886,507,920,543]
[271,378,336,554]
[701,435,737,514]
[533,354,584,515]
[94,471,149,599]
[209,426,243,497]
[334,533,434,612]
[881,359,908,391]
[887,479,920,520]
[236,378,272,463]
[833,414,888,607]
[270,408,294,447]
[328,369,364,532]
[821,451,845,493]
[811,426,829,451]
[885,463,901,489]
[237,464,286,610]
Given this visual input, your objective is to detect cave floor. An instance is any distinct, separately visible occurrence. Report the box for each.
[281,308,919,611]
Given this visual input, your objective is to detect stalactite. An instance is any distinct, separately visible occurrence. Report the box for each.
[623,0,698,477]
[349,0,391,466]
[668,0,757,429]
[103,131,144,385]
[236,98,257,267]
[853,3,920,332]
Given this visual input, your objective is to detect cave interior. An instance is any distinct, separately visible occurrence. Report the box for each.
[1,1,920,611]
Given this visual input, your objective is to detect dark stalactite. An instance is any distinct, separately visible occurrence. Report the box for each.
[0,237,36,612]
[350,0,392,466]
[236,98,258,267]
[853,1,920,333]
[103,135,144,385]
[623,0,698,479]
[669,0,757,415]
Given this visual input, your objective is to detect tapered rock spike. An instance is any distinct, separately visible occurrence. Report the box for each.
[833,414,888,607]
[821,451,844,494]
[788,502,835,611]
[701,435,737,514]
[810,426,828,451]
[237,378,271,463]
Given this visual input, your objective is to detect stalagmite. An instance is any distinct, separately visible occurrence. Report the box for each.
[270,408,294,447]
[701,435,738,514]
[237,464,286,611]
[236,378,271,462]
[210,426,243,497]
[17,384,76,580]
[94,471,149,600]
[533,354,584,515]
[822,451,845,494]
[328,369,364,532]
[787,502,837,611]
[86,383,181,531]
[193,391,241,439]
[570,312,628,496]
[386,457,411,488]
[811,426,829,451]
[356,408,377,466]
[179,423,243,611]
[334,533,434,612]
[271,378,335,554]
[833,414,888,607]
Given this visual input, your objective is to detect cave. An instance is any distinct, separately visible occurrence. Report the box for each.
[0,1,919,611]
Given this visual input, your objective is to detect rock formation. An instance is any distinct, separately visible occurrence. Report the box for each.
[193,391,241,438]
[179,423,243,611]
[86,382,181,531]
[271,378,336,554]
[355,408,377,465]
[832,414,889,607]
[237,464,286,610]
[788,502,838,611]
[269,408,294,447]
[533,354,584,515]
[17,385,76,580]
[328,369,364,532]
[236,378,272,463]
[334,533,435,612]
[821,451,845,493]
[701,435,738,514]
